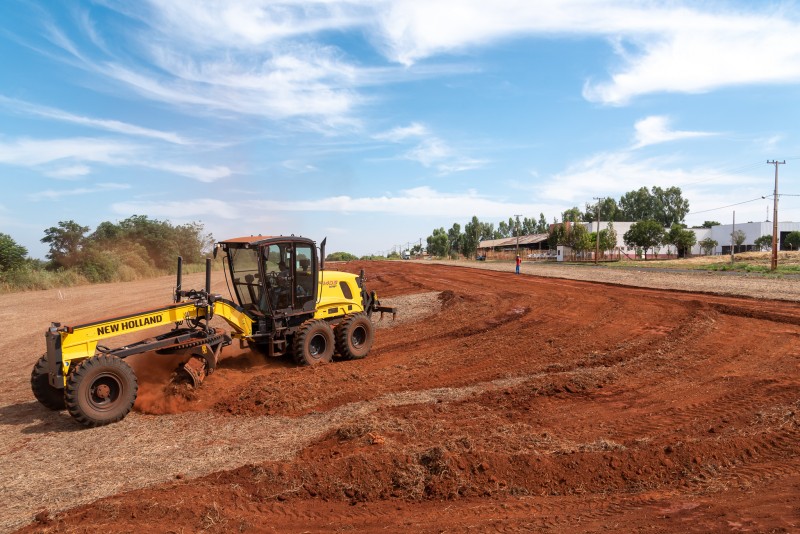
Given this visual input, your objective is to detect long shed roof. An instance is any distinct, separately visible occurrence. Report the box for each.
[479,233,549,249]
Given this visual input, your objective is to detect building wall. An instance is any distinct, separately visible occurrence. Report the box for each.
[585,221,800,256]
[691,221,800,254]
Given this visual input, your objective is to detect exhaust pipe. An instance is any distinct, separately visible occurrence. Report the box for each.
[205,257,211,294]
[175,256,183,302]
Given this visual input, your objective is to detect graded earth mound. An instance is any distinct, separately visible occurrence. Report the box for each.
[2,262,799,532]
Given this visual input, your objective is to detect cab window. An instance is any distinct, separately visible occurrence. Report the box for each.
[295,244,315,308]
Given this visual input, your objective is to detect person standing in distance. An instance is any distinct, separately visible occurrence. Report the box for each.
[515,254,521,274]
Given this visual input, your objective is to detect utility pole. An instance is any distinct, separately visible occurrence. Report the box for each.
[730,210,735,264]
[767,160,785,271]
[514,214,522,257]
[593,197,602,265]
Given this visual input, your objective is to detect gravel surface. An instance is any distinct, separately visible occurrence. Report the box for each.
[428,259,800,302]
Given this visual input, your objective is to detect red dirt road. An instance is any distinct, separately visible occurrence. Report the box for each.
[10,262,800,532]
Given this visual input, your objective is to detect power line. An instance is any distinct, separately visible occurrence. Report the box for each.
[687,196,769,215]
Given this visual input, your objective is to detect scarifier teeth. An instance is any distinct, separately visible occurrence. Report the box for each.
[180,356,207,388]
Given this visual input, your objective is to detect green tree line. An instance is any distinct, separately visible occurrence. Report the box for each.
[425,185,691,258]
[1,215,212,291]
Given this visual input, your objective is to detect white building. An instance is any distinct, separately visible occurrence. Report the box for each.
[584,220,800,256]
[689,221,800,255]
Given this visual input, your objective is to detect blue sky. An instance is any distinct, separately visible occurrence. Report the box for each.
[2,0,800,259]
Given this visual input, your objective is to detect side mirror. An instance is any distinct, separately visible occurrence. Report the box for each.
[319,237,327,271]
[213,243,220,259]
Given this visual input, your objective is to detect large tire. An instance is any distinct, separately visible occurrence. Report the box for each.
[65,355,138,427]
[335,313,374,360]
[31,354,66,410]
[293,320,335,366]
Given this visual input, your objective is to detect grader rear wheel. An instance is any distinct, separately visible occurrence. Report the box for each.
[65,355,138,427]
[30,354,66,410]
[335,313,374,360]
[293,320,335,366]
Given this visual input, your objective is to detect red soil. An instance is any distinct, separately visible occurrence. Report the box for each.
[18,262,800,533]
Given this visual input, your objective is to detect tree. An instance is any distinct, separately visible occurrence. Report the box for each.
[584,197,619,223]
[570,225,593,256]
[481,221,496,240]
[326,251,357,261]
[699,237,718,255]
[564,223,589,250]
[41,220,89,268]
[753,235,772,251]
[623,220,664,259]
[0,233,28,272]
[497,219,511,238]
[447,223,463,255]
[651,186,690,227]
[618,187,654,222]
[730,230,746,253]
[90,221,122,241]
[547,222,590,257]
[463,216,494,258]
[561,206,582,223]
[599,222,618,252]
[618,186,689,226]
[693,221,721,229]
[785,231,800,251]
[535,213,549,234]
[496,216,519,239]
[426,227,449,257]
[665,224,697,258]
[518,216,535,235]
[547,223,567,249]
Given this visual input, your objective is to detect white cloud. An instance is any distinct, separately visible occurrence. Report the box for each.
[376,122,486,174]
[633,116,714,149]
[282,160,318,173]
[248,185,529,217]
[116,186,539,227]
[0,138,140,166]
[145,162,233,183]
[111,198,241,219]
[540,149,759,206]
[583,12,800,105]
[144,0,367,49]
[43,1,800,122]
[374,122,429,142]
[0,95,192,145]
[755,135,783,153]
[44,165,92,178]
[373,1,800,103]
[404,138,486,173]
[29,182,131,201]
[0,136,231,182]
[135,45,361,121]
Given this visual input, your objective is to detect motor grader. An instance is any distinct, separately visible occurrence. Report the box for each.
[31,235,395,427]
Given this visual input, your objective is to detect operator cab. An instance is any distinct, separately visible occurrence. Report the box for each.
[217,236,318,316]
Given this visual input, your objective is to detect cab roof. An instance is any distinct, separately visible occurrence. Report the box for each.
[218,235,315,247]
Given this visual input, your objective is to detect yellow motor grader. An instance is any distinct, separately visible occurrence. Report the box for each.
[31,235,395,427]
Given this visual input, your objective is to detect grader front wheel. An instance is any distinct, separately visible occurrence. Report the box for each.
[65,355,138,427]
